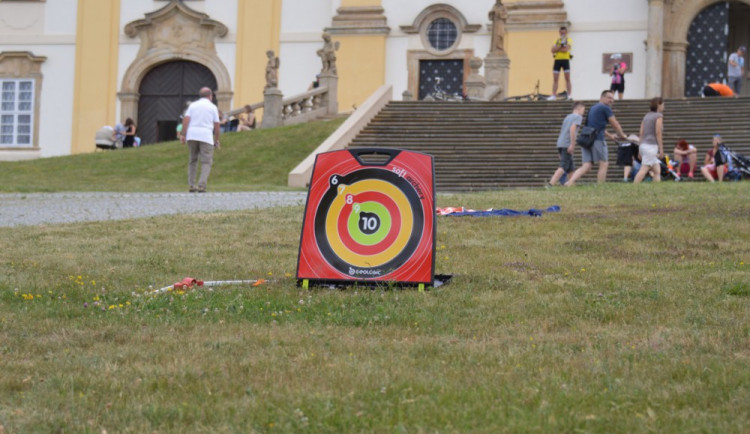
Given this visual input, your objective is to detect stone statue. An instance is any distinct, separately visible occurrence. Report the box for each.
[317,32,340,75]
[488,0,508,56]
[264,50,280,89]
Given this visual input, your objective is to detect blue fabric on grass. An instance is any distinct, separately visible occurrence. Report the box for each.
[442,206,560,217]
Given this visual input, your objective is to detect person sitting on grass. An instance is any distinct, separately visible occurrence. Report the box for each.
[673,138,697,179]
[237,105,256,132]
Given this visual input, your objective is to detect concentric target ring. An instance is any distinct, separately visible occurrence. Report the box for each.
[337,191,401,255]
[330,188,405,264]
[314,168,424,276]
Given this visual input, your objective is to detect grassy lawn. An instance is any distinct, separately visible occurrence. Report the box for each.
[1,182,748,432]
[0,117,345,193]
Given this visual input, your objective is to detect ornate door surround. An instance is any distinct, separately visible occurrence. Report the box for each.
[118,0,232,124]
[661,0,750,97]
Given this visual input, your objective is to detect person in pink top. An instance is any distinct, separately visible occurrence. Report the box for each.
[609,60,627,100]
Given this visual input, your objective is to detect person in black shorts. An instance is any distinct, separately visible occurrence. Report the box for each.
[548,101,584,186]
[610,60,627,99]
[549,26,572,100]
[616,137,639,181]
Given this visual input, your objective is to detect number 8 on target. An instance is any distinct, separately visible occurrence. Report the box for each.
[297,148,436,287]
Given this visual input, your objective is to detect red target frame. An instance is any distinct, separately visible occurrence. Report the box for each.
[297,148,436,287]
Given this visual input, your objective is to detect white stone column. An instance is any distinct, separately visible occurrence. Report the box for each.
[261,88,283,129]
[465,57,486,100]
[318,72,338,115]
[663,41,689,98]
[484,54,510,100]
[645,0,665,97]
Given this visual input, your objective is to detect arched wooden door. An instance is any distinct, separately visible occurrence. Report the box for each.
[138,61,217,145]
[685,2,729,97]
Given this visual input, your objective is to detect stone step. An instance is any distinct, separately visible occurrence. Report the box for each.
[346,98,750,190]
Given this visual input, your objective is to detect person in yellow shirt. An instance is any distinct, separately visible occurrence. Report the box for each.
[549,26,572,100]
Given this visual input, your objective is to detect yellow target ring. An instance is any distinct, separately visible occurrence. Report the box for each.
[325,179,414,268]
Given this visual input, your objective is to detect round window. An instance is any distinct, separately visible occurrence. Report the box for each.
[426,18,458,51]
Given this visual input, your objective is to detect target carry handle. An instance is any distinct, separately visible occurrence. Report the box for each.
[348,148,402,166]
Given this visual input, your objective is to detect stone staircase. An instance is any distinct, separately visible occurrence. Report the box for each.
[348,98,750,191]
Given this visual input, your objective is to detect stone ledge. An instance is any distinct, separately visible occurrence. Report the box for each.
[505,0,567,31]
[0,148,41,162]
[326,6,390,35]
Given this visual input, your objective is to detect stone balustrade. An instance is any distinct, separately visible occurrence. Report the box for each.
[280,87,329,126]
[227,80,336,129]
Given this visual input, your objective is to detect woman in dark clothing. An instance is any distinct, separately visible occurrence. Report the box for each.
[122,118,136,148]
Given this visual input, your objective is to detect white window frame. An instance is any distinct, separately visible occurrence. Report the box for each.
[1,78,35,147]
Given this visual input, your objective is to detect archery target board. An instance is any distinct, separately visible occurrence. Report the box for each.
[297,148,436,286]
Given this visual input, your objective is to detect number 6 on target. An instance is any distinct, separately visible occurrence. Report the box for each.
[297,148,436,287]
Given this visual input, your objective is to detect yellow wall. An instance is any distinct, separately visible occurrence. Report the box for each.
[70,0,120,154]
[506,30,559,98]
[234,0,282,118]
[336,34,387,111]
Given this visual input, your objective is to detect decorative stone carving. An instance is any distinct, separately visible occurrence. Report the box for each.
[265,50,279,89]
[317,32,340,76]
[400,4,481,34]
[0,51,46,78]
[488,1,508,56]
[124,0,228,57]
[119,0,232,120]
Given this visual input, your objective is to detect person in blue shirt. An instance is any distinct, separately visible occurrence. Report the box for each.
[727,46,745,94]
[565,90,627,186]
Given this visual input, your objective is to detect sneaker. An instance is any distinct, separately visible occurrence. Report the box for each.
[622,178,629,182]
[189,186,198,193]
[197,187,207,193]
[546,95,556,101]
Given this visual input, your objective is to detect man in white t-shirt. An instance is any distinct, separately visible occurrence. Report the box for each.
[727,46,745,94]
[180,87,220,192]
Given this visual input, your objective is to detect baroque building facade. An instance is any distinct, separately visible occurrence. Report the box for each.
[0,0,748,160]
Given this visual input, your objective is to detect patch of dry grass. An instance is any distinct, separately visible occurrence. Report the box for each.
[0,182,748,432]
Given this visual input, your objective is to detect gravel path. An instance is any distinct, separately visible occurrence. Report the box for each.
[0,192,308,228]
